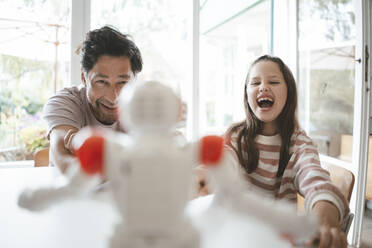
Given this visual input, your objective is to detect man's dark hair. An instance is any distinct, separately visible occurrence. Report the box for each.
[81,25,143,75]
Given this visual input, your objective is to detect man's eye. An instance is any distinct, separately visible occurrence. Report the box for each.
[118,81,128,85]
[95,80,106,84]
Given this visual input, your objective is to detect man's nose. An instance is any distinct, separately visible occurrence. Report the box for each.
[106,86,120,103]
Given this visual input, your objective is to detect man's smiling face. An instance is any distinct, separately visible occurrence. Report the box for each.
[82,55,133,125]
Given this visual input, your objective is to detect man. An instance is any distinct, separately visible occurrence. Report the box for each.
[44,26,143,172]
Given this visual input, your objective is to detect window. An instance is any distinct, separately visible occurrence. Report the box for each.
[297,0,355,162]
[0,0,70,161]
[199,0,272,135]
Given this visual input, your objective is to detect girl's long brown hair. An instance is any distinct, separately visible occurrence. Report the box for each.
[226,55,299,177]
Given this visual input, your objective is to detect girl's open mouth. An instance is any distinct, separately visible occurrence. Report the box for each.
[257,97,274,108]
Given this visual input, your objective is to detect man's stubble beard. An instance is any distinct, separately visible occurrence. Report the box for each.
[89,101,116,125]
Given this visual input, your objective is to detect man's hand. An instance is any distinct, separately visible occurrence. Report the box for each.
[50,126,104,174]
[49,125,79,173]
[70,127,103,152]
[63,129,78,154]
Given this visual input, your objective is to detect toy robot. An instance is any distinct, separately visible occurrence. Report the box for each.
[18,81,225,248]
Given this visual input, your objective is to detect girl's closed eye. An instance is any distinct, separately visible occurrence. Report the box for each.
[250,81,260,86]
[270,81,280,85]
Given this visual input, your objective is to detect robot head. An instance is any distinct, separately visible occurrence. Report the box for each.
[118,81,180,134]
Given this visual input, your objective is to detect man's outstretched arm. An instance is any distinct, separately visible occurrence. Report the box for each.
[49,125,79,173]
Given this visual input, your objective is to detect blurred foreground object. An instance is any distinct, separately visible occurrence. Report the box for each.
[18,81,225,248]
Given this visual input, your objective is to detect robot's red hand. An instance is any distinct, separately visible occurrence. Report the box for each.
[200,135,224,166]
[76,135,104,175]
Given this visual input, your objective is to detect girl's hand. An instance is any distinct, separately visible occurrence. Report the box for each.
[311,200,347,248]
[314,224,347,248]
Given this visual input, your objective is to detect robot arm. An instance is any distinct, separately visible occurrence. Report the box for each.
[197,136,245,195]
[18,165,101,211]
[75,133,105,176]
[199,135,224,166]
[18,129,107,212]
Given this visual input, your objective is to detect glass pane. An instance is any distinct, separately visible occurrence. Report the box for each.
[0,0,71,162]
[91,0,192,135]
[298,0,355,162]
[199,0,271,135]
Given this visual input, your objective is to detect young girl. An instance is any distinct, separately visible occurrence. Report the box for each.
[223,55,349,247]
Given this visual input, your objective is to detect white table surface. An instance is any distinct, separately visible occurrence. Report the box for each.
[0,160,34,168]
[0,167,292,248]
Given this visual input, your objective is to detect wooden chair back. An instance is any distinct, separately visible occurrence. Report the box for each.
[34,148,49,167]
[322,162,355,202]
